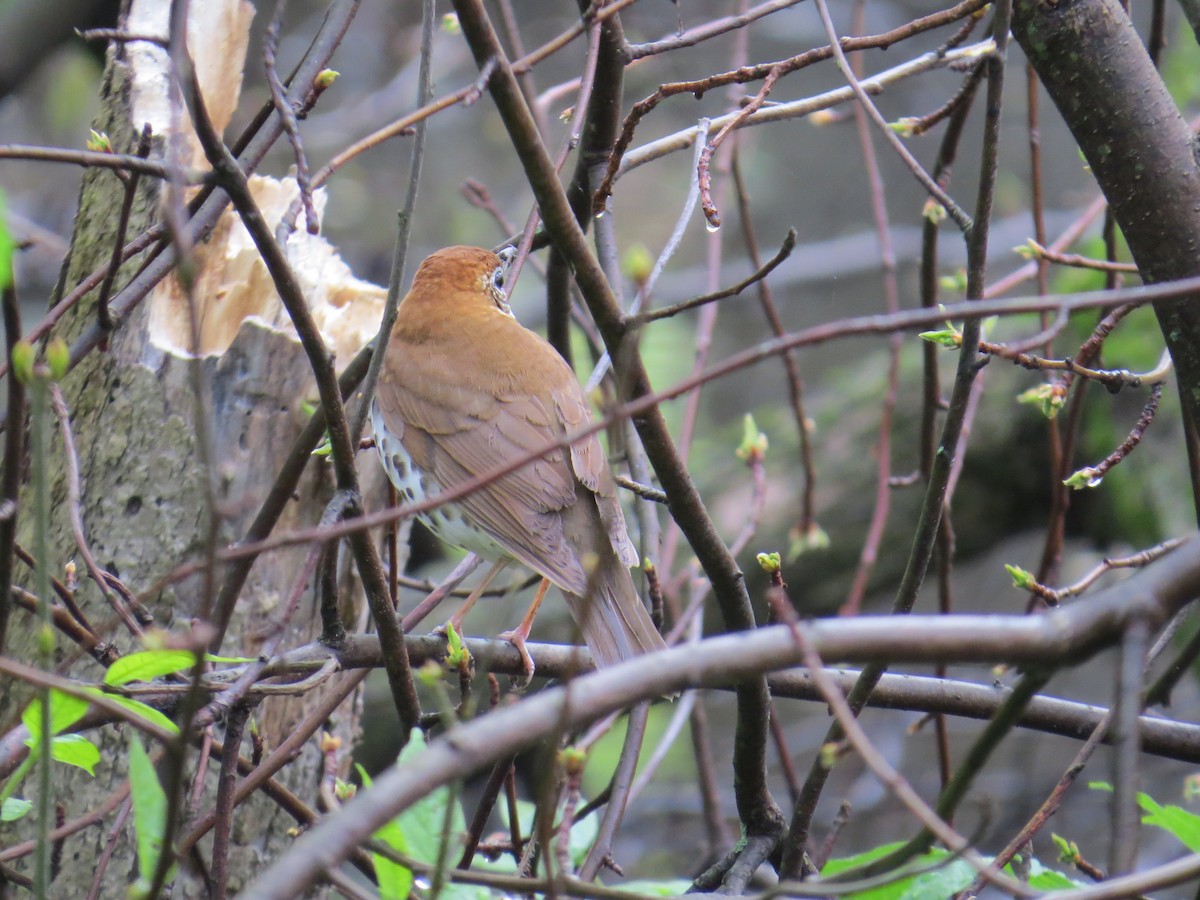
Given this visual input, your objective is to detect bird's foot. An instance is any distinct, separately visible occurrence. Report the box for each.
[497,626,536,685]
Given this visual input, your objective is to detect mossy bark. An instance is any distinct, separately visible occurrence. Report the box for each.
[2,16,384,899]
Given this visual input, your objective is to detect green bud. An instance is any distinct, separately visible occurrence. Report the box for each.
[10,340,34,384]
[314,69,339,90]
[735,413,768,463]
[938,269,967,293]
[889,117,918,138]
[444,621,471,668]
[756,551,781,574]
[557,746,587,775]
[86,130,112,153]
[1063,467,1101,490]
[417,660,444,687]
[918,328,962,349]
[923,199,947,225]
[818,741,839,770]
[622,243,654,288]
[46,338,69,381]
[38,623,55,655]
[787,522,830,561]
[441,12,461,34]
[1004,564,1036,591]
[1016,383,1066,419]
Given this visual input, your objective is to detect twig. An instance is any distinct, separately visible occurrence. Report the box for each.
[1025,238,1140,274]
[84,797,132,900]
[731,151,816,537]
[697,67,782,229]
[95,123,153,339]
[630,227,796,326]
[0,144,197,181]
[264,0,319,235]
[625,0,805,60]
[586,119,711,393]
[612,475,666,504]
[1109,618,1149,877]
[814,0,972,232]
[578,703,649,879]
[764,580,1026,893]
[1064,382,1163,488]
[901,60,986,136]
[0,283,24,654]
[594,2,991,212]
[49,385,142,635]
[840,1,903,618]
[212,703,251,898]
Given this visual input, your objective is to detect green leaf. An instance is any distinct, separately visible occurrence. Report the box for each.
[49,734,99,774]
[392,730,466,865]
[1025,857,1084,890]
[79,687,179,736]
[104,649,198,686]
[0,189,12,291]
[204,653,257,664]
[1,797,32,822]
[129,736,175,889]
[357,764,414,900]
[821,844,976,900]
[1137,793,1200,851]
[22,689,89,748]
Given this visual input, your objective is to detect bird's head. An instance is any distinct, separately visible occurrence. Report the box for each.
[406,245,517,318]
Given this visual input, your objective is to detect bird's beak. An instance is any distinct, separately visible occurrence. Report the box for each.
[497,245,517,289]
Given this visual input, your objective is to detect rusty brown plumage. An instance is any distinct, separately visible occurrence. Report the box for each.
[373,246,666,666]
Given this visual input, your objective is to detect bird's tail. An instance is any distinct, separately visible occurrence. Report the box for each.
[563,556,667,668]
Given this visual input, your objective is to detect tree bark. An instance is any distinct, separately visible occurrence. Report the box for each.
[2,1,387,894]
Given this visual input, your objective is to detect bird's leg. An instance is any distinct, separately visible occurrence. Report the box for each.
[441,558,508,635]
[498,577,551,680]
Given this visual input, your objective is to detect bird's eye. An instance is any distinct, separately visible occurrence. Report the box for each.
[491,265,505,291]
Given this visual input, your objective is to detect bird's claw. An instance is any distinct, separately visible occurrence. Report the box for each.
[497,627,536,686]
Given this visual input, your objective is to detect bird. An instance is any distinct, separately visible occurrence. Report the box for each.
[370,245,667,674]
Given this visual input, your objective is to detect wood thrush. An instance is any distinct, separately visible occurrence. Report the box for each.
[371,245,667,671]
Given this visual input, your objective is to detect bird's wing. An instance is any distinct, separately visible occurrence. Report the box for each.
[375,346,591,594]
[551,387,639,568]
